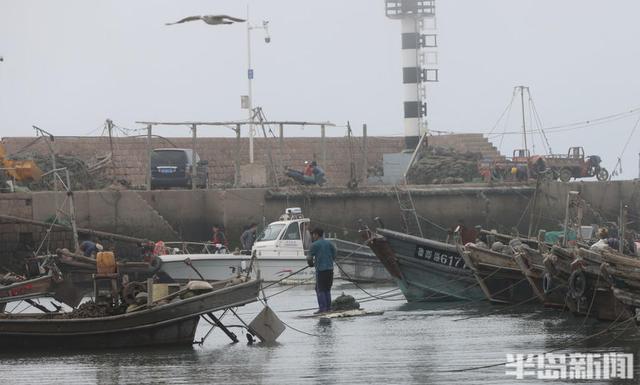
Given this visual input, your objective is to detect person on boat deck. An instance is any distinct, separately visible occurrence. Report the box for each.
[453,220,477,245]
[240,223,258,252]
[308,228,336,313]
[211,224,228,248]
[79,240,103,258]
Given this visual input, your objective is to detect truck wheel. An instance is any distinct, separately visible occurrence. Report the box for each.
[559,168,572,182]
[596,168,609,181]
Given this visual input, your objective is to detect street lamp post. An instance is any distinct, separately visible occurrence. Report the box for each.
[166,12,269,165]
[246,6,270,164]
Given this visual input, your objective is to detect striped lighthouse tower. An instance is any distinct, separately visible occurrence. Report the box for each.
[386,0,439,150]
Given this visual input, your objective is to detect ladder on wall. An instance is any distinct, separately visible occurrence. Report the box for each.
[393,185,423,237]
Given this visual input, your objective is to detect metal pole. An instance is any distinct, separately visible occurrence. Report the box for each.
[147,124,152,191]
[106,119,115,180]
[619,202,627,254]
[235,124,241,187]
[191,124,197,190]
[562,191,577,247]
[48,140,58,192]
[279,123,284,147]
[65,169,80,252]
[520,86,528,153]
[362,123,368,186]
[247,5,254,164]
[321,124,326,167]
[527,176,541,238]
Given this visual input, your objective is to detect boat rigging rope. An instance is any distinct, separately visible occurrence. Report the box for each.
[257,297,322,337]
[452,280,565,322]
[261,266,311,290]
[278,288,403,313]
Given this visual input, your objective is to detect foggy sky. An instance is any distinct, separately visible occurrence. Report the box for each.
[1,0,639,178]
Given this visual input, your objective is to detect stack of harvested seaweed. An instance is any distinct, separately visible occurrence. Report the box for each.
[406,146,482,185]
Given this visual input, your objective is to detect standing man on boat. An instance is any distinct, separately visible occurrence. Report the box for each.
[308,228,336,313]
[240,223,258,253]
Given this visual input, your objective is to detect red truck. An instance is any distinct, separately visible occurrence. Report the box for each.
[480,147,608,182]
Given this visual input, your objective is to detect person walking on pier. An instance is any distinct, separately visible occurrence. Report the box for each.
[308,228,336,314]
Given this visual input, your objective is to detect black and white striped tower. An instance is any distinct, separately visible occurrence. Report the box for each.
[386,1,438,150]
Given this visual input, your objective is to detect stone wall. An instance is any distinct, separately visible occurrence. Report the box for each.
[2,134,501,188]
[3,181,640,273]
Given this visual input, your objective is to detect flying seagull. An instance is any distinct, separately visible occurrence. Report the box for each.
[166,15,246,26]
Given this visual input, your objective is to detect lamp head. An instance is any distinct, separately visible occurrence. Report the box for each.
[262,20,271,43]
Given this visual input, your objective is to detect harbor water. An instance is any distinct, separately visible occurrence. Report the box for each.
[0,282,638,385]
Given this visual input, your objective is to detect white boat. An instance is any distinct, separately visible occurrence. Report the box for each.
[155,208,318,283]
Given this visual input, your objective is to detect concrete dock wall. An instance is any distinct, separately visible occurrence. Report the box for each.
[2,181,639,271]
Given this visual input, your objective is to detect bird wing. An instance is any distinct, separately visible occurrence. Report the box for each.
[165,15,202,25]
[218,15,246,22]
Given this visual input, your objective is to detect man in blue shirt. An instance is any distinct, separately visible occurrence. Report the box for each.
[308,228,336,313]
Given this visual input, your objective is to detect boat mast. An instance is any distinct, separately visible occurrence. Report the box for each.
[519,85,528,154]
[64,168,80,252]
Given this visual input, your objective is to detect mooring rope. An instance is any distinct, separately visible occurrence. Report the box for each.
[452,281,564,322]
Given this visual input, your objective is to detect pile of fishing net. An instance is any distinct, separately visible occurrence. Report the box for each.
[15,153,111,191]
[330,293,360,311]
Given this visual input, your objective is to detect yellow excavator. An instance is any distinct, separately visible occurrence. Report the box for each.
[0,143,42,185]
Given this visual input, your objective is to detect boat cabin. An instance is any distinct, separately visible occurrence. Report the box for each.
[253,207,312,260]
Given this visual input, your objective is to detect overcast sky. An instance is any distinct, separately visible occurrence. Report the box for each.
[1,0,639,178]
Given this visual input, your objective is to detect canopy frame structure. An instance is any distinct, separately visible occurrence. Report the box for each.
[136,120,336,189]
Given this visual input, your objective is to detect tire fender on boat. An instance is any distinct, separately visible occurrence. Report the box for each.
[568,269,587,299]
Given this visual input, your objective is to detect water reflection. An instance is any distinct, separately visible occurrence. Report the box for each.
[1,285,640,384]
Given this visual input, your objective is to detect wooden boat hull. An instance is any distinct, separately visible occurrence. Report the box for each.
[517,247,566,307]
[0,279,261,349]
[463,244,534,304]
[548,247,632,321]
[369,229,485,302]
[0,273,56,304]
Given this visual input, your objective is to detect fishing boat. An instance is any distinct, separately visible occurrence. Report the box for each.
[0,271,59,312]
[329,238,392,283]
[0,255,89,310]
[155,208,317,283]
[600,249,640,317]
[51,248,159,295]
[365,227,485,302]
[463,240,536,304]
[545,245,632,321]
[572,247,632,321]
[0,277,262,349]
[516,244,566,308]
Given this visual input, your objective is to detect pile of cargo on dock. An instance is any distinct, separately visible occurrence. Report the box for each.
[406,146,483,185]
